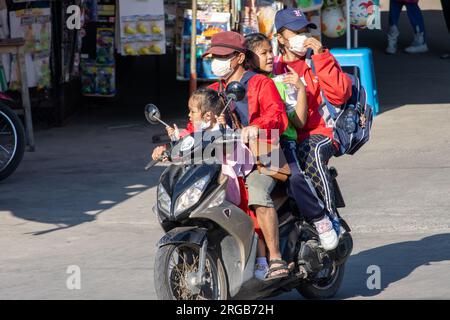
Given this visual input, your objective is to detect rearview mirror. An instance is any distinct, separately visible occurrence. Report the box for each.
[225,81,245,102]
[144,104,162,125]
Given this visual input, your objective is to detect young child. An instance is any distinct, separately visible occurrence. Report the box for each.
[386,0,428,54]
[166,87,221,140]
[164,87,270,280]
[245,30,341,252]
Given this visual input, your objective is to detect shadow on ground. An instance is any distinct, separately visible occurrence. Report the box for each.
[0,117,166,235]
[336,233,450,298]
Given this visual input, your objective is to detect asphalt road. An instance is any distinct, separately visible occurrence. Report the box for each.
[1,102,450,299]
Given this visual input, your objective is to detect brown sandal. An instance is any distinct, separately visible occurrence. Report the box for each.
[264,259,290,281]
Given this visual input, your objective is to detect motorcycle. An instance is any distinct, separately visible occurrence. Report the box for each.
[0,93,25,181]
[146,82,353,300]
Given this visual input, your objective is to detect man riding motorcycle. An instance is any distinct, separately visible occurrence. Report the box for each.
[153,31,291,280]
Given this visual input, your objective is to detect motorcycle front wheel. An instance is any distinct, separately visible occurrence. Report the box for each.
[154,243,228,300]
[296,263,345,299]
[0,102,25,181]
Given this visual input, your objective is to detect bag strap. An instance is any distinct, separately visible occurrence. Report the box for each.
[240,70,257,89]
[306,49,340,121]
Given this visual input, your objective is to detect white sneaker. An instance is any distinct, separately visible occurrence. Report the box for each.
[314,216,339,251]
[254,263,268,280]
[386,25,399,54]
[404,31,428,54]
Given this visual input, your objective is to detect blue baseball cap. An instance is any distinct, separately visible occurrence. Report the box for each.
[275,8,317,32]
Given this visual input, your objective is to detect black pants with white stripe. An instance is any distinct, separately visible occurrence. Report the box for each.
[297,135,337,217]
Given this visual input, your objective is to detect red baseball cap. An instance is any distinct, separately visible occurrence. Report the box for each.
[202,31,246,58]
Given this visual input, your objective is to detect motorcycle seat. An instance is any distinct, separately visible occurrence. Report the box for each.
[271,181,289,211]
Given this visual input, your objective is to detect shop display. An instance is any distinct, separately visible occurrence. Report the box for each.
[81,62,96,94]
[96,28,114,64]
[82,0,98,23]
[96,65,115,95]
[349,0,381,30]
[9,6,52,89]
[296,0,324,12]
[178,10,230,80]
[81,26,116,96]
[0,0,10,85]
[118,0,166,55]
[257,5,278,38]
[241,0,258,35]
[321,1,346,38]
[79,0,116,97]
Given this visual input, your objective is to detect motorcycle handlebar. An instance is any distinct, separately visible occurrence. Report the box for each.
[145,151,170,170]
[145,159,159,170]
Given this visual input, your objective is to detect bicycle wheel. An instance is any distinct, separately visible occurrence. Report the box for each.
[0,102,25,181]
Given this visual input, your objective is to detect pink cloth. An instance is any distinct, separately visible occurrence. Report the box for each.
[221,142,255,206]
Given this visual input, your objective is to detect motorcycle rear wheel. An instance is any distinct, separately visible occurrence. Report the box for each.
[0,102,25,181]
[296,263,345,299]
[154,243,228,300]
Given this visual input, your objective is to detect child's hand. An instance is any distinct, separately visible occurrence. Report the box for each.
[166,124,179,141]
[217,114,226,126]
[284,65,304,90]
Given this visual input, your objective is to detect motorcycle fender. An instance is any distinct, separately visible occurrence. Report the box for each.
[219,233,258,298]
[190,201,255,269]
[156,226,207,248]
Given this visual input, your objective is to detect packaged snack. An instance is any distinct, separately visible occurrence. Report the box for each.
[96,28,114,65]
[257,6,277,37]
[81,62,97,94]
[34,53,51,90]
[96,66,115,95]
[122,16,138,35]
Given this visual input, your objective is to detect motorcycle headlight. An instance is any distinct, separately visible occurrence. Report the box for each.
[157,184,171,214]
[174,175,209,215]
[207,189,226,209]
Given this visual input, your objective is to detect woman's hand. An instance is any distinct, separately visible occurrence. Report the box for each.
[303,37,324,55]
[283,65,305,90]
[152,145,168,161]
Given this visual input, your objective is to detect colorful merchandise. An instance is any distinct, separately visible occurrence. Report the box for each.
[350,0,381,29]
[81,63,96,94]
[296,0,324,12]
[257,5,277,38]
[96,28,114,65]
[118,0,166,55]
[321,3,346,38]
[179,10,230,80]
[9,7,52,89]
[96,66,115,95]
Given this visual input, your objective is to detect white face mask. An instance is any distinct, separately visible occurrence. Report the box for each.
[288,33,311,56]
[200,121,211,130]
[211,57,235,79]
